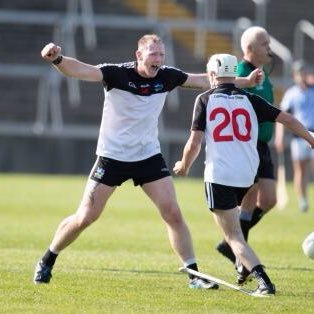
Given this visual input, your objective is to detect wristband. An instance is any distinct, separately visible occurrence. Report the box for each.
[52,55,63,65]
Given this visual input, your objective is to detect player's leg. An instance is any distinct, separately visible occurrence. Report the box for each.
[142,176,193,261]
[34,179,116,284]
[256,178,276,214]
[293,159,309,211]
[291,138,311,212]
[213,207,275,295]
[216,178,275,263]
[216,184,257,263]
[34,157,119,284]
[50,180,116,252]
[142,176,218,289]
[213,207,259,270]
[216,142,275,263]
[253,141,277,221]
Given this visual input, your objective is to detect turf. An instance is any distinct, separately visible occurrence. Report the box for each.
[0,173,313,313]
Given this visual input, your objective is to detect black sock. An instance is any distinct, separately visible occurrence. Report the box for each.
[251,264,271,285]
[186,263,198,279]
[240,219,251,241]
[42,249,58,268]
[250,207,264,228]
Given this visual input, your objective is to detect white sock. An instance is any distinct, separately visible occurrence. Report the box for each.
[183,257,197,267]
[49,246,60,255]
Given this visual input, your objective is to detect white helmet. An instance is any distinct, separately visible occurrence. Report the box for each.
[207,54,238,78]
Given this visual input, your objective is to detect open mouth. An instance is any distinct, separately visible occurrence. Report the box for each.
[151,65,160,72]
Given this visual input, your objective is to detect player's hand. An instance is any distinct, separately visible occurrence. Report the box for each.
[247,68,264,87]
[173,161,188,176]
[41,43,62,62]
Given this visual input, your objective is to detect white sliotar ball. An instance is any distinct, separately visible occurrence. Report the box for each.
[302,232,314,259]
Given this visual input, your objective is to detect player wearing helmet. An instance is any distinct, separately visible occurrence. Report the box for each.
[216,27,278,283]
[174,53,314,296]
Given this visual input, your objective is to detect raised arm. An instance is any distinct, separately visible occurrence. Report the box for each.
[41,43,103,82]
[173,130,204,176]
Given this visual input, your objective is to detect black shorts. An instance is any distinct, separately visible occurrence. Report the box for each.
[205,182,250,211]
[257,140,275,180]
[90,153,171,187]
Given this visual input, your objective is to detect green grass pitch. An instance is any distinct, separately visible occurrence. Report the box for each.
[0,173,313,313]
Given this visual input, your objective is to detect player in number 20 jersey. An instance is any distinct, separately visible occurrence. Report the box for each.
[174,53,314,296]
[192,84,280,187]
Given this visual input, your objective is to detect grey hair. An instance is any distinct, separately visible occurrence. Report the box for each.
[240,26,268,53]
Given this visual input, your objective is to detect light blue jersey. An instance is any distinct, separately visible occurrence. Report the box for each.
[280,85,314,131]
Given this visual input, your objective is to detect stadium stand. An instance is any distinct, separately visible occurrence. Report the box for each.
[0,0,313,175]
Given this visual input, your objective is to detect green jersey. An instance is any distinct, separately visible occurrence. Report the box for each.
[237,60,274,142]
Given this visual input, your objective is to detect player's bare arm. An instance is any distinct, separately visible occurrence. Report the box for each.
[41,42,103,82]
[173,131,204,176]
[235,68,263,88]
[276,111,314,148]
[182,73,210,89]
[182,68,262,90]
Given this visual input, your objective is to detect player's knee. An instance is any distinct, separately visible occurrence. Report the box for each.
[161,204,183,225]
[75,213,98,230]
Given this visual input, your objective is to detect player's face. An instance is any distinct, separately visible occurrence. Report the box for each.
[294,70,308,87]
[252,33,272,66]
[136,42,165,78]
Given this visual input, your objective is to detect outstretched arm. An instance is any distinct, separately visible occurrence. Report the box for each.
[276,111,314,148]
[182,68,262,90]
[41,42,103,82]
[182,73,210,89]
[235,68,263,88]
[173,131,204,176]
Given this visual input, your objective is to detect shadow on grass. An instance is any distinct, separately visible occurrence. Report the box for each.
[72,267,182,276]
[68,265,314,277]
[268,265,314,272]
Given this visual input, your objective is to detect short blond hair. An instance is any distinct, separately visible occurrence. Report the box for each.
[137,34,163,50]
[240,26,268,53]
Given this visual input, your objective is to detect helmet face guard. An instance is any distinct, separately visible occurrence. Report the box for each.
[207,54,238,78]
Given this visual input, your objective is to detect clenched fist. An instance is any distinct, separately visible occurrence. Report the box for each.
[173,161,188,176]
[41,43,62,62]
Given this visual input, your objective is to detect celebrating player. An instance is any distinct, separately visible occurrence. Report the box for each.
[33,33,261,288]
[33,34,221,289]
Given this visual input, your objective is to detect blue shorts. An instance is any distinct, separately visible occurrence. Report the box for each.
[90,153,171,187]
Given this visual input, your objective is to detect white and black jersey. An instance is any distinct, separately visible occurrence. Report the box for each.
[96,62,188,161]
[192,83,281,187]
